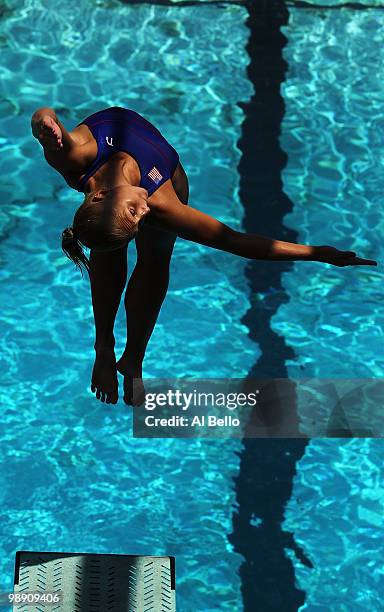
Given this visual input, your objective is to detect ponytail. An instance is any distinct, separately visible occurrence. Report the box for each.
[61,226,90,276]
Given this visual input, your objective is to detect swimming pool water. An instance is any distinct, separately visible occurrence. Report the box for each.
[279,6,383,610]
[0,0,383,610]
[277,7,383,380]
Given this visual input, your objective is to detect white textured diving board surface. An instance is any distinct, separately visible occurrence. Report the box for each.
[13,551,176,612]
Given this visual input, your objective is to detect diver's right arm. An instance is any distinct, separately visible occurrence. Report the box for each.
[31,107,77,149]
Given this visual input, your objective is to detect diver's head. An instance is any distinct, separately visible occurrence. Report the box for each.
[61,185,150,274]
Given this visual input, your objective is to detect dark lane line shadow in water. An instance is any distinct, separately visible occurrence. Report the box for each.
[227,3,312,611]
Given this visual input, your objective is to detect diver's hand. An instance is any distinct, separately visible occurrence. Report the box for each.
[314,245,377,267]
[31,114,63,151]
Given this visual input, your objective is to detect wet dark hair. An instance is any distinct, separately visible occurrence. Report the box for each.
[61,226,90,276]
[61,191,137,275]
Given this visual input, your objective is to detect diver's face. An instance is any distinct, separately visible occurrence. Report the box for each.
[93,185,150,228]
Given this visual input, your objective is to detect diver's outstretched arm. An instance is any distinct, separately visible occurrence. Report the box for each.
[151,196,377,267]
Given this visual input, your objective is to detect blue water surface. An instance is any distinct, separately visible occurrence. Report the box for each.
[280,7,384,610]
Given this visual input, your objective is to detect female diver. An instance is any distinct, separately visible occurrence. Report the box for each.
[31,106,377,406]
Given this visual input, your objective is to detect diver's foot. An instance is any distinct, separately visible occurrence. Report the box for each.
[33,115,63,151]
[116,356,145,406]
[91,348,118,404]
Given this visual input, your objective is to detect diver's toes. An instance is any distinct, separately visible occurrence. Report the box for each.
[106,392,116,405]
[109,391,118,405]
[132,394,145,407]
[123,393,133,406]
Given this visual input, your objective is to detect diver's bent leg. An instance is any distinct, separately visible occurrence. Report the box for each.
[89,247,128,349]
[117,223,176,404]
[89,247,128,404]
[120,261,171,370]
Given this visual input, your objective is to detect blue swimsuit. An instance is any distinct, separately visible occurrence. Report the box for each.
[76,107,179,196]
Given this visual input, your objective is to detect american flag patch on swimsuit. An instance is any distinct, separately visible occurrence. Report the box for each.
[148,166,163,184]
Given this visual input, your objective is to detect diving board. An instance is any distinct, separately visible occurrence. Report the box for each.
[13,550,176,611]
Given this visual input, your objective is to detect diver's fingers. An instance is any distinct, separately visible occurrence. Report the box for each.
[335,251,377,266]
[345,257,377,266]
[318,246,378,267]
